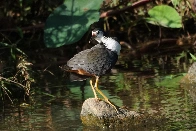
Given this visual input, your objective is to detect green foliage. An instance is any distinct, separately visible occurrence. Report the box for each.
[0,42,27,60]
[44,0,104,48]
[146,5,182,28]
[0,56,34,102]
[189,52,196,61]
[171,0,180,8]
[0,41,33,101]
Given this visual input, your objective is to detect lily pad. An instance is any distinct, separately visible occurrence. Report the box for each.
[146,5,182,28]
[44,0,103,48]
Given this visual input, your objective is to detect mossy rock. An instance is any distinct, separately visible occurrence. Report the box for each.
[80,98,164,129]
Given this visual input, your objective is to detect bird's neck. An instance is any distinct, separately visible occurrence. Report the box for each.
[101,36,121,55]
[94,36,121,55]
[94,37,102,43]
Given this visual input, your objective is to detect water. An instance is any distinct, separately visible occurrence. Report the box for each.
[0,54,196,131]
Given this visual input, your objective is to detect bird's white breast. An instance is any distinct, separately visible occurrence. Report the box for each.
[101,37,121,55]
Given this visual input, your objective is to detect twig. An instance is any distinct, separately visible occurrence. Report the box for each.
[100,0,151,18]
[1,86,13,104]
[0,23,45,32]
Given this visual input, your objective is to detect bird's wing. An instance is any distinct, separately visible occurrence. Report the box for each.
[67,48,92,70]
[67,45,112,76]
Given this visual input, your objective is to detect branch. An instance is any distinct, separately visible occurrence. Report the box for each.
[0,23,45,32]
[100,0,151,18]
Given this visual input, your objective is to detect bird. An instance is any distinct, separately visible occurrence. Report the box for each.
[61,28,121,111]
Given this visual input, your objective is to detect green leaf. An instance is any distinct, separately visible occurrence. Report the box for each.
[146,5,182,28]
[189,53,196,61]
[44,0,103,48]
[0,42,27,56]
[42,92,55,97]
[171,0,180,8]
[10,47,16,60]
[16,27,23,38]
[0,42,10,47]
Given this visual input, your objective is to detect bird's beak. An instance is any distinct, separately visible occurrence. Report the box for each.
[92,32,96,37]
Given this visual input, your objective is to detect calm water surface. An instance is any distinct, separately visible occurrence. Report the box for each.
[0,56,196,131]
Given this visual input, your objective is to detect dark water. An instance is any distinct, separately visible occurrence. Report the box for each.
[0,54,196,131]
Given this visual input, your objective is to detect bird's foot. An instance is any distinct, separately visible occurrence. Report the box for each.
[94,97,101,100]
[94,97,119,113]
[104,99,119,113]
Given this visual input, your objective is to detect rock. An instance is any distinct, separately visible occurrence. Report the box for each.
[181,62,196,103]
[187,62,196,82]
[181,62,196,83]
[188,62,196,75]
[80,98,162,128]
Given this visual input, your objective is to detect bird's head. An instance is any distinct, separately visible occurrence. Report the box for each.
[91,28,104,43]
[91,28,121,55]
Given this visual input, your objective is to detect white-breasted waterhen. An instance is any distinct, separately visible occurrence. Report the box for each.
[61,28,121,111]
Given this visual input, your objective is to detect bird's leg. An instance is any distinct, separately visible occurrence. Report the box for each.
[94,76,108,100]
[94,76,118,112]
[90,79,98,99]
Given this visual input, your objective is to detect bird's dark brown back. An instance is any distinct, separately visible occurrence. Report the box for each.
[67,44,118,77]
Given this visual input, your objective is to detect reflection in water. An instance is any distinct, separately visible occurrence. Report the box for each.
[184,84,196,103]
[0,54,196,130]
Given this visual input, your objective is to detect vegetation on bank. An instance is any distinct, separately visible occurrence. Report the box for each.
[0,0,196,102]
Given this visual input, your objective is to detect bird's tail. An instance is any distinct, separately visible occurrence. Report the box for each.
[59,65,71,71]
[69,73,88,81]
[59,65,88,81]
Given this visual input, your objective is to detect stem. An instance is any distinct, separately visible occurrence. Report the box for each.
[100,0,151,18]
[0,76,26,89]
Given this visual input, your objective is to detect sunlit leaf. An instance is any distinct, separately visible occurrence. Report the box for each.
[189,52,196,61]
[44,0,103,48]
[146,5,182,28]
[175,51,186,61]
